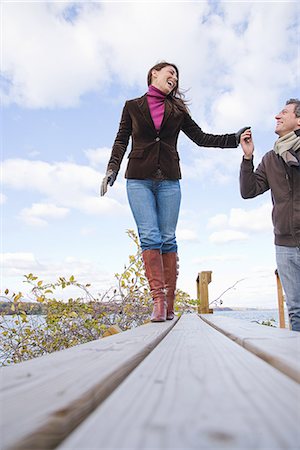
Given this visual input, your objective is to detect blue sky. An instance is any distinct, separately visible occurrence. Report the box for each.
[1,0,299,308]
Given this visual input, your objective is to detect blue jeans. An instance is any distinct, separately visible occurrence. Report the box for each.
[126,179,181,253]
[276,245,300,332]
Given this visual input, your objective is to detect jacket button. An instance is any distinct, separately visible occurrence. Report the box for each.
[155,137,160,142]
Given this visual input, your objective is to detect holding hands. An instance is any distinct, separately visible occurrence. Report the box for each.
[239,127,254,159]
[235,126,251,144]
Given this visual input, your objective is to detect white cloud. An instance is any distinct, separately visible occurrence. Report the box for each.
[80,227,96,236]
[1,2,205,108]
[209,229,249,244]
[202,3,298,130]
[19,203,70,227]
[2,2,110,107]
[1,252,114,298]
[192,254,243,265]
[1,1,297,132]
[207,268,278,309]
[1,252,106,282]
[177,228,198,242]
[1,252,40,271]
[207,213,228,229]
[181,147,241,185]
[1,158,128,217]
[208,202,273,233]
[228,204,272,232]
[84,147,112,168]
[27,150,41,158]
[0,193,7,204]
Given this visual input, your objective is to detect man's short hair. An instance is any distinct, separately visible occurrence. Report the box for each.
[286,98,300,117]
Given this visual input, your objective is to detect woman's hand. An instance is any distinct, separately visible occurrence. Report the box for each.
[100,169,117,196]
[235,126,251,144]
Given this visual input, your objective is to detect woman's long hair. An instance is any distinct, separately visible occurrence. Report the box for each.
[147,61,189,113]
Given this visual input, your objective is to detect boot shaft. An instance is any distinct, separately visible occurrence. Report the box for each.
[142,249,166,322]
[162,252,178,320]
[162,252,178,293]
[142,249,165,291]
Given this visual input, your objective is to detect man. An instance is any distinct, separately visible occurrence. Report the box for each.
[239,98,300,331]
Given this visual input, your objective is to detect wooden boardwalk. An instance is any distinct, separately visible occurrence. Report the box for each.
[1,314,299,450]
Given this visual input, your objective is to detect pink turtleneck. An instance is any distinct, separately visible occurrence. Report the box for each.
[146,85,166,131]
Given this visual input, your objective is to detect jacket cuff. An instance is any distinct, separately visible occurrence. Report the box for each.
[241,156,254,171]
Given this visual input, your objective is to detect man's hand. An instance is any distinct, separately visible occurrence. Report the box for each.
[235,126,251,145]
[100,169,117,196]
[240,128,254,160]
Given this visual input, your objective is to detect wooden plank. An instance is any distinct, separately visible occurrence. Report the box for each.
[0,317,178,450]
[57,314,300,450]
[200,314,300,383]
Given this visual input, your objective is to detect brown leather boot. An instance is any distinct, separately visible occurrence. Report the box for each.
[142,249,167,322]
[162,252,178,320]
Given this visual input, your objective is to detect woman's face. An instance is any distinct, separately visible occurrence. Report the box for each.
[151,65,178,94]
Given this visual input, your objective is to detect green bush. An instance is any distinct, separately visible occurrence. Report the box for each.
[0,230,196,366]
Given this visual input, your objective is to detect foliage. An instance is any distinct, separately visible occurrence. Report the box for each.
[259,318,277,327]
[251,317,277,327]
[175,288,197,313]
[0,230,196,366]
[0,300,46,315]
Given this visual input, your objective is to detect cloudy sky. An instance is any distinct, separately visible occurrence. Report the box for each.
[1,0,299,308]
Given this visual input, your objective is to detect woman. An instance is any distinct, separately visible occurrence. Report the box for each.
[101,61,248,322]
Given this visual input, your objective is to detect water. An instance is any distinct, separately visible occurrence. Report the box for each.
[0,309,290,366]
[213,308,290,328]
[0,314,46,328]
[0,310,289,333]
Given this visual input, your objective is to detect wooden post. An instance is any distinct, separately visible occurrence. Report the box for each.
[275,269,286,328]
[102,325,123,337]
[196,271,212,314]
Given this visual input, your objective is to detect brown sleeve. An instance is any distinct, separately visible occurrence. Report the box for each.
[240,156,270,198]
[181,113,238,148]
[107,102,132,175]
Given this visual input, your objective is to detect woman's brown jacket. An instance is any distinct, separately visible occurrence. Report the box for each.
[107,94,238,180]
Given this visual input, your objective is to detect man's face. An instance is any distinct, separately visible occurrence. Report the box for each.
[275,103,300,137]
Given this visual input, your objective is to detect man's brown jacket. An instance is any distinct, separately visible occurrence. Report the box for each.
[240,152,300,247]
[107,94,238,180]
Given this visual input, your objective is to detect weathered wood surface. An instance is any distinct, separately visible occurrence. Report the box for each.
[0,318,178,450]
[200,314,300,383]
[275,269,287,328]
[58,314,300,450]
[196,271,212,314]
